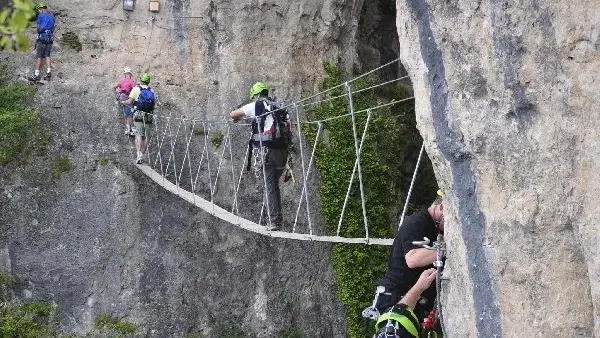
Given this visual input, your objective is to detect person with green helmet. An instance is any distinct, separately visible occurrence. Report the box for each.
[31,2,55,81]
[230,81,291,231]
[373,268,436,338]
[122,72,156,164]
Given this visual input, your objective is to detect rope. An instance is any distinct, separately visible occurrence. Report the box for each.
[246,58,402,119]
[336,110,373,237]
[293,122,322,235]
[397,143,425,231]
[133,57,427,244]
[292,104,312,233]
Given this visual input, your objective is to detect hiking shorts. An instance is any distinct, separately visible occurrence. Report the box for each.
[134,121,152,137]
[119,94,133,118]
[36,40,53,58]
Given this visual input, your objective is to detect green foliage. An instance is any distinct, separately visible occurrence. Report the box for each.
[52,156,72,177]
[0,0,36,51]
[94,313,137,337]
[278,327,304,338]
[0,271,15,287]
[216,324,246,338]
[191,125,206,136]
[185,332,206,338]
[98,157,110,166]
[62,31,82,52]
[305,63,436,338]
[0,63,46,165]
[211,131,224,148]
[0,271,56,337]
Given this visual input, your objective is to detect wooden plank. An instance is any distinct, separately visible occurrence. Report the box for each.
[138,164,394,245]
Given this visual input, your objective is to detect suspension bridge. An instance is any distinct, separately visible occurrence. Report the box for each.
[132,59,425,245]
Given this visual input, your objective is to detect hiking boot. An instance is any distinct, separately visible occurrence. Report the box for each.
[130,127,136,135]
[29,74,41,82]
[135,153,143,164]
[44,72,51,80]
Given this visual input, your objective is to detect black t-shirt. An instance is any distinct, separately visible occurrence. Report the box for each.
[378,208,439,300]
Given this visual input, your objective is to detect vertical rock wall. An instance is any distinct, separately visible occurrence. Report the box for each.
[396,0,600,337]
[0,0,391,336]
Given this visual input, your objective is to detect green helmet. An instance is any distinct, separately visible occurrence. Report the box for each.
[248,82,269,100]
[37,2,47,8]
[140,72,151,84]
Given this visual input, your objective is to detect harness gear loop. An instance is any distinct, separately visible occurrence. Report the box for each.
[252,146,267,178]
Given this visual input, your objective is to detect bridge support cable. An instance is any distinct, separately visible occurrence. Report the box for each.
[136,58,429,244]
[165,116,183,192]
[345,82,370,242]
[137,163,393,245]
[292,104,313,234]
[225,125,239,214]
[192,126,208,195]
[186,120,197,206]
[211,125,230,198]
[152,113,172,183]
[293,121,322,235]
[336,109,373,237]
[232,131,251,215]
[397,142,425,231]
[202,122,214,208]
[177,119,195,191]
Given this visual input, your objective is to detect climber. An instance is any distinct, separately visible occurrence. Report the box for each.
[365,191,445,322]
[113,68,136,136]
[122,72,156,164]
[374,268,437,338]
[31,2,55,81]
[229,82,291,231]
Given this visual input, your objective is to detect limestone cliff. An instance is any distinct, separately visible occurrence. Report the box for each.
[0,0,400,336]
[396,0,600,337]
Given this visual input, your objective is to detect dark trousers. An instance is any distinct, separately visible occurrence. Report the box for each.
[263,148,287,226]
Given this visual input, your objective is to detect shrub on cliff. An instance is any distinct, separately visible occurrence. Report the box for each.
[305,63,437,337]
[0,62,46,165]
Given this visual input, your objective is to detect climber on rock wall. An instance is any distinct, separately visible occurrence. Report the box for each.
[364,191,445,328]
[373,268,437,338]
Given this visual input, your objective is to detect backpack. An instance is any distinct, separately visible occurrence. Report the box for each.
[250,97,292,149]
[134,85,155,123]
[246,97,292,171]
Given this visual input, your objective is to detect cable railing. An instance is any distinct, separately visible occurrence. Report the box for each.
[135,59,422,245]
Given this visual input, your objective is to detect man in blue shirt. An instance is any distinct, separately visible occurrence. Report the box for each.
[33,2,55,81]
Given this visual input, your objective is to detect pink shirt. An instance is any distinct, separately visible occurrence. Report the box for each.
[117,77,135,95]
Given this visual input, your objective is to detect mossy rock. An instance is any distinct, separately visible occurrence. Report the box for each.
[62,31,82,52]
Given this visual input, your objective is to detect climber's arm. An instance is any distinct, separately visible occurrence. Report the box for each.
[405,248,437,269]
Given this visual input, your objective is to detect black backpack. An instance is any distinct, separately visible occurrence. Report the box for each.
[246,97,292,171]
[250,97,291,149]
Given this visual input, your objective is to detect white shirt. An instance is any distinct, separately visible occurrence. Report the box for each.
[241,100,274,134]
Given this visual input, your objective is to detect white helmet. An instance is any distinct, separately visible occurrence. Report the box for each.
[123,67,132,74]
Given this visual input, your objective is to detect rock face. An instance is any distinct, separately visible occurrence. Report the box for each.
[0,0,402,336]
[396,0,600,337]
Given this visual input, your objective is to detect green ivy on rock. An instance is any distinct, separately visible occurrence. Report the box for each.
[304,63,437,337]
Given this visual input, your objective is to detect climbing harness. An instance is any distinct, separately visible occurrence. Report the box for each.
[283,155,294,183]
[412,234,446,337]
[251,146,266,178]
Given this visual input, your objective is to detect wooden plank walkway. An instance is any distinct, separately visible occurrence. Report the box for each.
[138,164,394,245]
